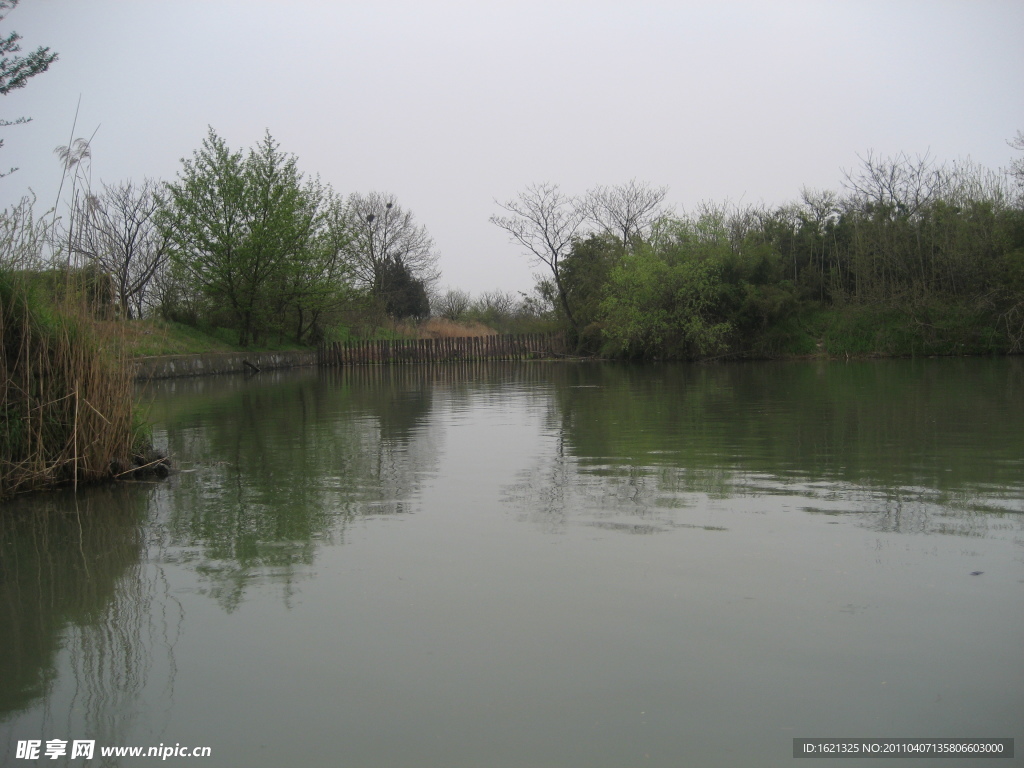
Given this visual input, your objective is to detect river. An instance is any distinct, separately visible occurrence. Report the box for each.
[2,359,1022,767]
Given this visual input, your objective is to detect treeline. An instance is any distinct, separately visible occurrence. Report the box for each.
[493,149,1024,358]
[7,132,1024,359]
[7,123,568,357]
[13,127,444,347]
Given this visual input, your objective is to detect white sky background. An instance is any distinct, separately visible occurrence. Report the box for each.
[2,0,1023,296]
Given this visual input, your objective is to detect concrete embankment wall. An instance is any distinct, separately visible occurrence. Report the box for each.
[133,351,317,381]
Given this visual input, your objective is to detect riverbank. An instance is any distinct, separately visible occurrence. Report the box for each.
[119,308,1019,383]
[585,301,1021,362]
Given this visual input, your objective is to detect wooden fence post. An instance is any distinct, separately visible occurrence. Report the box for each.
[317,332,569,367]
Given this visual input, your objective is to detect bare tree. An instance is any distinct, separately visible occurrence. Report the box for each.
[841,150,944,219]
[584,179,668,248]
[1005,130,1024,199]
[475,289,517,317]
[798,187,841,296]
[0,194,47,271]
[490,182,585,333]
[344,191,440,298]
[799,187,840,226]
[68,178,171,318]
[433,287,472,320]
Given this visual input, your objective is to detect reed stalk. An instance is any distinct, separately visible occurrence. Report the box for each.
[1,270,141,500]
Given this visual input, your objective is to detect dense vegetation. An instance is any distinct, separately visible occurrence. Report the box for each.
[17,111,1022,360]
[492,152,1024,359]
[5,143,1022,501]
[153,129,444,345]
[36,127,445,349]
[0,195,154,499]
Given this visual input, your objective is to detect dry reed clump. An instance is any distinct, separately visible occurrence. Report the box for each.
[414,317,496,339]
[1,274,143,500]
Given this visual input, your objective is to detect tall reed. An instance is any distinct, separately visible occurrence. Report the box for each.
[1,230,140,500]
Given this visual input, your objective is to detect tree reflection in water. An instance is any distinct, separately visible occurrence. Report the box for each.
[503,359,1023,537]
[0,485,182,749]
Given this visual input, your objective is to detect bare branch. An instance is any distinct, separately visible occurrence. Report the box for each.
[344,191,440,294]
[64,178,171,318]
[841,150,943,218]
[490,182,585,331]
[583,179,669,248]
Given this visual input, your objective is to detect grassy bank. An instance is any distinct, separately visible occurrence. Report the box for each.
[121,307,1016,363]
[118,316,505,358]
[741,301,1014,360]
[814,303,1011,358]
[117,318,310,357]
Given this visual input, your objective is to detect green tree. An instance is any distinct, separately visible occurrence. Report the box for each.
[600,244,731,360]
[162,128,332,345]
[283,190,354,343]
[380,259,430,319]
[0,0,58,176]
[557,232,622,352]
[241,131,326,342]
[596,213,736,360]
[161,129,249,337]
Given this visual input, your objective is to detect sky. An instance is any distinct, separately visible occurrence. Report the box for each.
[2,0,1023,296]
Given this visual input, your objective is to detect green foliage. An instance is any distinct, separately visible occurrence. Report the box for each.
[557,233,621,351]
[19,264,116,315]
[819,302,1008,357]
[380,260,430,319]
[523,150,1023,360]
[0,2,57,95]
[600,245,732,359]
[0,0,58,175]
[162,128,352,346]
[161,129,250,337]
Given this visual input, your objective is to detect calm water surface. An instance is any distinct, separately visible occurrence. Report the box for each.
[2,359,1022,767]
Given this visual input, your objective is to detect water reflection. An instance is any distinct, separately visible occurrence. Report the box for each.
[141,367,450,611]
[544,359,1024,488]
[1,359,1021,767]
[507,358,1023,536]
[0,487,182,748]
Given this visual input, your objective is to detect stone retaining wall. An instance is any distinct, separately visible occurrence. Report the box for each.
[133,350,317,380]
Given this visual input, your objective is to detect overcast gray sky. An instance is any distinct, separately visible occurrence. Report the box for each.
[3,0,1022,296]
